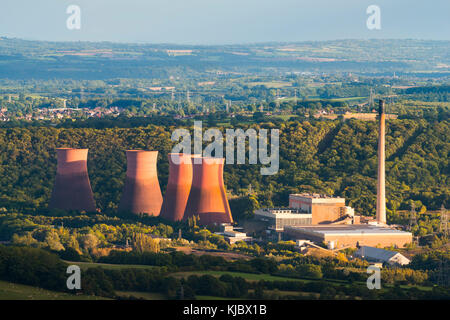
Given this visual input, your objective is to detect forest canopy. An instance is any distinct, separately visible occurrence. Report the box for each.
[0,118,447,218]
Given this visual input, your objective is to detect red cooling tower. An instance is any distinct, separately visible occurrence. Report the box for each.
[160,154,199,221]
[49,148,96,212]
[118,150,163,216]
[183,157,233,225]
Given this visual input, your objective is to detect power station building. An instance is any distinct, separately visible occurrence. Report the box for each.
[289,194,355,224]
[255,193,357,231]
[255,192,412,248]
[48,99,410,248]
[284,225,412,249]
[254,208,312,231]
[254,100,413,249]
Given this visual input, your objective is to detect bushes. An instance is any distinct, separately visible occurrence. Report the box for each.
[0,245,67,291]
[56,247,82,261]
[249,257,278,274]
[219,274,249,297]
[82,268,115,297]
[296,264,323,279]
[99,250,173,267]
[99,250,280,276]
[186,274,249,298]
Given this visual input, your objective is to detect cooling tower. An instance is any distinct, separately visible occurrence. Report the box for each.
[49,148,96,212]
[160,154,200,221]
[376,99,387,225]
[118,150,163,216]
[184,157,233,225]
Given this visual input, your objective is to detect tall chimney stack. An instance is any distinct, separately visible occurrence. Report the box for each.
[118,150,163,216]
[49,148,96,212]
[183,157,233,225]
[160,153,199,221]
[376,100,386,225]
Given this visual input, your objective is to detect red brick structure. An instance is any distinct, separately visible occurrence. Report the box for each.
[49,148,96,212]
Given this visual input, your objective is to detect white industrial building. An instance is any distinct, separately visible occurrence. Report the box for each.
[215,224,252,244]
[354,246,411,266]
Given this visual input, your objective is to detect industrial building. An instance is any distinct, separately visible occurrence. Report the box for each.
[254,194,358,231]
[354,246,411,266]
[49,148,96,212]
[253,100,413,249]
[284,225,412,248]
[254,208,312,231]
[118,150,163,216]
[289,193,355,224]
[48,100,410,245]
[215,224,252,244]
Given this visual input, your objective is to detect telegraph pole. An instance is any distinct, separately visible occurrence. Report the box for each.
[369,88,374,111]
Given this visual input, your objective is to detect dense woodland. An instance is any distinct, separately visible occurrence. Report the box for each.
[0,118,447,218]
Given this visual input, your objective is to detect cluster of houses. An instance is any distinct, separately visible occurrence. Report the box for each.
[0,106,122,121]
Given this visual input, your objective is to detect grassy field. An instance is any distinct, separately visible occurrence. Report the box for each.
[248,288,320,299]
[246,81,292,88]
[0,280,109,300]
[170,270,311,283]
[196,295,244,300]
[63,261,160,271]
[115,291,166,300]
[268,114,299,121]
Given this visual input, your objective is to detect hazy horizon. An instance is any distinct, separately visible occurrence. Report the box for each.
[3,36,449,47]
[0,0,449,44]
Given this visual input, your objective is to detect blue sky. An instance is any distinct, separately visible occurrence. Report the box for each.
[0,0,449,44]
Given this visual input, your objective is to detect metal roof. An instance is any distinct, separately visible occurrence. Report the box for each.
[286,225,411,236]
[355,246,402,262]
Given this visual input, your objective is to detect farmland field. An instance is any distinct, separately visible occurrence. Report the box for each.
[0,280,109,300]
[63,261,161,271]
[170,270,311,282]
[115,291,166,300]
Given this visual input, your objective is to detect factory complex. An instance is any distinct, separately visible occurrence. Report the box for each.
[254,100,412,249]
[47,100,412,249]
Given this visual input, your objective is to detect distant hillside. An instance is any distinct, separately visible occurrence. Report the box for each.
[0,38,448,79]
